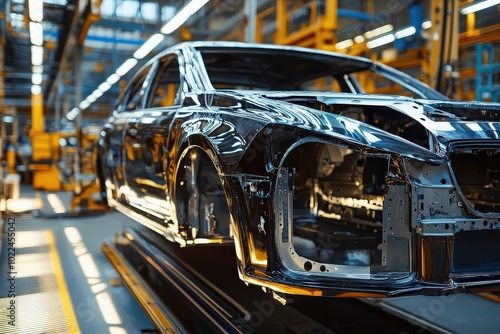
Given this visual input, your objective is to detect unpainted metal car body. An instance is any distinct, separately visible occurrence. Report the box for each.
[97,41,500,300]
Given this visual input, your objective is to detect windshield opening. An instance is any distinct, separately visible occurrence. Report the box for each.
[198,47,440,99]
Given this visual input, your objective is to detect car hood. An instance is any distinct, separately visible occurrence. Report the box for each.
[263,91,500,140]
[216,91,500,164]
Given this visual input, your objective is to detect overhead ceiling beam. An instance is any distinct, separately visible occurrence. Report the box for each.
[77,0,101,45]
[92,17,158,34]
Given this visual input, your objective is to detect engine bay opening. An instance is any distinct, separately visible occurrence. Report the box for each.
[276,98,430,150]
[453,229,500,273]
[450,147,500,214]
[282,142,387,268]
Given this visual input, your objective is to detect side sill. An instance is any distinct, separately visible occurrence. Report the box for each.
[109,198,187,247]
[109,199,233,247]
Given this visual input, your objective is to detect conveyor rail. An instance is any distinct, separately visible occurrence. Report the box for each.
[106,227,250,333]
[101,242,179,334]
[105,226,475,333]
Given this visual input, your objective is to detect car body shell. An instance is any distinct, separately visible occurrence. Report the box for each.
[97,41,500,299]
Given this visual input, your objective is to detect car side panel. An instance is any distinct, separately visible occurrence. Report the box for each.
[124,108,178,225]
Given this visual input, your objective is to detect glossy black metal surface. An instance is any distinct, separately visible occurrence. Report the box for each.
[97,41,500,299]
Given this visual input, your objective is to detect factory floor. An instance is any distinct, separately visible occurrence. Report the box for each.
[1,185,500,333]
[0,185,154,334]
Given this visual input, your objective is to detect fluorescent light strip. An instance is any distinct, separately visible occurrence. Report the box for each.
[29,0,44,97]
[115,58,138,76]
[364,24,393,39]
[87,95,97,103]
[3,116,14,123]
[161,0,210,34]
[31,85,42,95]
[92,90,103,99]
[29,22,44,46]
[32,73,43,85]
[354,35,365,43]
[32,65,43,73]
[106,74,121,85]
[31,45,43,66]
[460,0,500,14]
[98,82,112,92]
[422,20,432,29]
[28,0,44,22]
[134,33,164,59]
[79,100,91,110]
[366,34,395,49]
[77,0,209,111]
[335,39,354,50]
[395,26,416,39]
[66,107,80,121]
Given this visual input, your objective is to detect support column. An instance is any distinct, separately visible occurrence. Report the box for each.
[429,0,459,96]
[429,0,444,90]
[31,91,61,191]
[0,30,4,112]
[244,0,257,43]
[74,44,83,194]
[443,0,460,98]
[54,84,63,131]
[319,0,338,49]
[275,0,287,44]
[31,93,44,134]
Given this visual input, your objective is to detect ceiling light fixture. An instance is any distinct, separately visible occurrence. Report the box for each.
[106,74,121,85]
[66,107,80,121]
[79,100,91,110]
[78,0,210,111]
[134,33,164,59]
[31,45,43,66]
[395,26,416,39]
[335,39,354,50]
[32,65,43,73]
[98,82,112,93]
[354,35,365,43]
[422,20,432,29]
[3,116,14,123]
[116,58,138,76]
[29,22,44,46]
[28,0,44,22]
[29,1,44,98]
[31,85,42,95]
[161,0,209,34]
[460,0,500,14]
[366,34,395,49]
[364,24,393,39]
[86,95,97,103]
[32,73,43,85]
[92,90,104,99]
